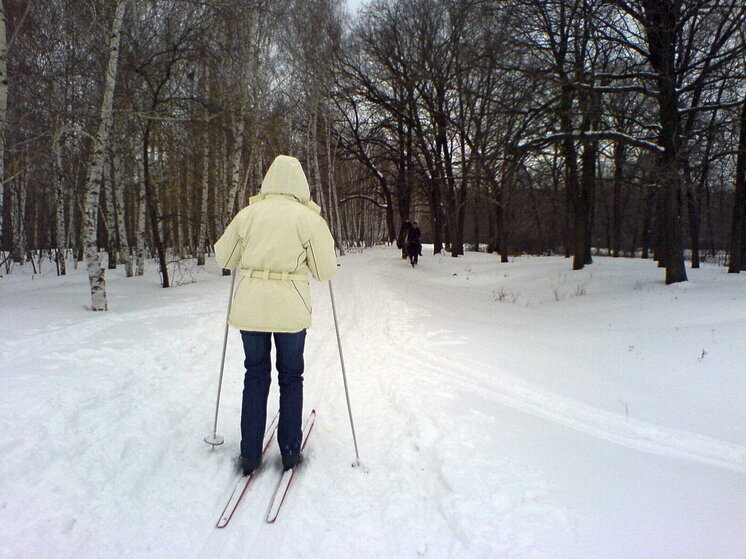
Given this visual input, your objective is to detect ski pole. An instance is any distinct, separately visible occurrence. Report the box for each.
[328,279,361,467]
[204,269,237,448]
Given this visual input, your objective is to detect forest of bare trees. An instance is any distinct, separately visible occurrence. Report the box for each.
[2,0,745,308]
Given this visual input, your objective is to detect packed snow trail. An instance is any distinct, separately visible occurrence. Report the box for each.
[1,247,745,559]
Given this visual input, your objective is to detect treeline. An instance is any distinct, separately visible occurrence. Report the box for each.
[2,0,745,307]
[334,0,746,281]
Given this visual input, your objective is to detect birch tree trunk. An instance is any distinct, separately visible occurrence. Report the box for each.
[113,153,132,276]
[103,153,117,269]
[135,168,146,276]
[304,111,313,198]
[66,188,75,267]
[196,67,210,266]
[324,112,344,254]
[53,130,67,275]
[218,133,228,230]
[311,106,326,213]
[239,147,253,209]
[247,148,263,202]
[82,0,127,310]
[142,125,169,287]
[239,129,260,208]
[224,112,245,228]
[11,167,26,263]
[219,111,245,275]
[178,160,189,258]
[0,3,6,243]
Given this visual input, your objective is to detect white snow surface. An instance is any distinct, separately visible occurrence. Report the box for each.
[1,247,745,559]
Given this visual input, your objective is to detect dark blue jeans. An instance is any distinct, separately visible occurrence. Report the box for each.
[239,330,306,460]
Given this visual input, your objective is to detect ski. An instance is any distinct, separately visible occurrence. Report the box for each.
[216,411,280,528]
[265,409,317,523]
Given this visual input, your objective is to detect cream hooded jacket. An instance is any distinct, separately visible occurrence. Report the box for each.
[214,155,337,332]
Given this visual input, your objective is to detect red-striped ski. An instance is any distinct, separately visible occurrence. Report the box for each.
[216,411,279,528]
[265,409,316,523]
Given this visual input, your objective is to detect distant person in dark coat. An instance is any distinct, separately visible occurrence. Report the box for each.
[406,222,422,266]
[398,219,413,259]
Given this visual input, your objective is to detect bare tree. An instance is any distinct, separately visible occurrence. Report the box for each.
[601,0,746,282]
[0,2,7,247]
[728,86,746,272]
[7,0,743,290]
[81,0,128,311]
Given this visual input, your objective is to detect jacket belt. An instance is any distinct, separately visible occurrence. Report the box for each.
[241,268,308,282]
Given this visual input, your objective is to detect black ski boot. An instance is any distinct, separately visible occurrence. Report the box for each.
[239,456,261,476]
[282,452,303,471]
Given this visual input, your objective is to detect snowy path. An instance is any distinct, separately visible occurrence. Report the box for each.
[2,248,745,559]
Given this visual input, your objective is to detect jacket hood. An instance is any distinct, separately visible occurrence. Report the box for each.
[260,155,311,204]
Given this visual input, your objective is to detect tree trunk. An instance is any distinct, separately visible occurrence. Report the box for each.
[496,197,508,263]
[135,164,146,277]
[686,185,701,268]
[728,93,746,273]
[0,3,7,248]
[653,188,666,266]
[324,113,345,255]
[685,101,719,269]
[642,0,687,284]
[612,140,625,258]
[587,146,597,264]
[574,139,596,269]
[664,171,687,284]
[11,164,26,263]
[112,153,132,276]
[311,106,326,213]
[81,0,128,310]
[196,70,210,266]
[575,80,600,268]
[560,84,580,265]
[66,182,76,266]
[221,109,245,276]
[103,153,117,269]
[54,130,67,275]
[224,112,245,230]
[214,128,227,238]
[239,138,256,209]
[452,180,466,257]
[472,196,480,251]
[430,177,444,254]
[142,125,169,287]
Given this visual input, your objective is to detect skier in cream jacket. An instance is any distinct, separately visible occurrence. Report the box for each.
[215,154,337,474]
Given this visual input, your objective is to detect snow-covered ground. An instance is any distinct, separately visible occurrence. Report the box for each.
[1,247,744,559]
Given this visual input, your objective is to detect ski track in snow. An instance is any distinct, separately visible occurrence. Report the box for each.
[364,254,746,475]
[2,249,745,559]
[404,338,746,475]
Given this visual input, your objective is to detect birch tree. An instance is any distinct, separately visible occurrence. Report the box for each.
[0,0,31,252]
[53,128,67,275]
[112,152,132,276]
[224,107,246,231]
[103,152,116,269]
[81,0,127,311]
[196,66,210,266]
[134,146,146,276]
[0,2,7,243]
[10,155,26,262]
